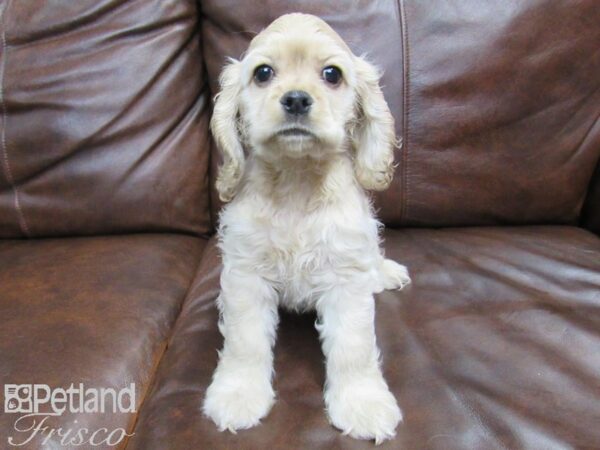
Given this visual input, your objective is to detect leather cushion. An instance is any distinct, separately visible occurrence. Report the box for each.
[0,0,212,237]
[126,226,600,449]
[0,234,205,448]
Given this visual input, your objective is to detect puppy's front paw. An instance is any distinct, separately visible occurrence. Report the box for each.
[325,375,402,444]
[380,259,411,291]
[203,365,275,432]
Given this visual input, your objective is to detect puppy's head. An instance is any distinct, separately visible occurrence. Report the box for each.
[212,13,397,202]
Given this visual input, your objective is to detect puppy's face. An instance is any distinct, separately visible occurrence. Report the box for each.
[238,17,357,160]
[212,13,397,202]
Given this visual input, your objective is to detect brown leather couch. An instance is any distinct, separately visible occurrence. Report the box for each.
[1,1,599,449]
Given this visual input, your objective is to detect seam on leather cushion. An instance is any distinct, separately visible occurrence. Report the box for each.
[0,0,30,237]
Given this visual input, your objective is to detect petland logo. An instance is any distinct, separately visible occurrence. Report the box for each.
[3,383,136,447]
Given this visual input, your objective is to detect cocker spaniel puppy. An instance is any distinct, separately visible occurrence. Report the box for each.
[203,13,410,444]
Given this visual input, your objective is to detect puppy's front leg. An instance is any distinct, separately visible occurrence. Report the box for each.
[316,287,402,444]
[203,271,278,432]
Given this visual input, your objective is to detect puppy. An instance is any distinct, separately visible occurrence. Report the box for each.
[203,13,410,444]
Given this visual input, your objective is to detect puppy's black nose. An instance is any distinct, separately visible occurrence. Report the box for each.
[280,90,313,116]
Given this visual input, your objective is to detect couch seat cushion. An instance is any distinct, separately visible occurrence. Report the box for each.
[0,234,205,449]
[126,227,600,449]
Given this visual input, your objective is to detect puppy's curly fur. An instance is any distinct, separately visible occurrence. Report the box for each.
[203,13,410,444]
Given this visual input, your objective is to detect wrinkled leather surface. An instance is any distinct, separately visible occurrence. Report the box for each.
[126,227,600,449]
[399,1,600,227]
[0,234,205,449]
[0,0,211,238]
[201,0,600,228]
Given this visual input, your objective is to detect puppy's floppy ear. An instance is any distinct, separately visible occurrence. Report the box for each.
[350,56,399,191]
[211,59,244,202]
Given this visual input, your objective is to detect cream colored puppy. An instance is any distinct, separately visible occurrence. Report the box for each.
[203,13,410,444]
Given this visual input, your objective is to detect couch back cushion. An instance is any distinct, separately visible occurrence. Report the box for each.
[0,0,211,237]
[202,0,600,227]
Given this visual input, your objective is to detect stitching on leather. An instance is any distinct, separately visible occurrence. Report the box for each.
[0,0,30,237]
[398,0,410,222]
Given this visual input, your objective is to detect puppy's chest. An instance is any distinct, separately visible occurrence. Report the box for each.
[221,193,379,305]
[250,212,332,278]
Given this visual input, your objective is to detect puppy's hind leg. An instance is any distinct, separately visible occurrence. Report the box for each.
[203,271,279,432]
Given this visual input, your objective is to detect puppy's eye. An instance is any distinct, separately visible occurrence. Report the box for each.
[254,64,274,84]
[322,66,342,85]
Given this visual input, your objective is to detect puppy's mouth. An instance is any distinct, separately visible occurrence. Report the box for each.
[276,127,316,139]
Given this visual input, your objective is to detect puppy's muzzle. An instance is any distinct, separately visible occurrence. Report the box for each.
[280,90,313,116]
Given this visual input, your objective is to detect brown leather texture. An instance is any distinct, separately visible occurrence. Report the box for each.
[126,227,600,449]
[0,0,212,238]
[0,234,205,449]
[201,0,600,228]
